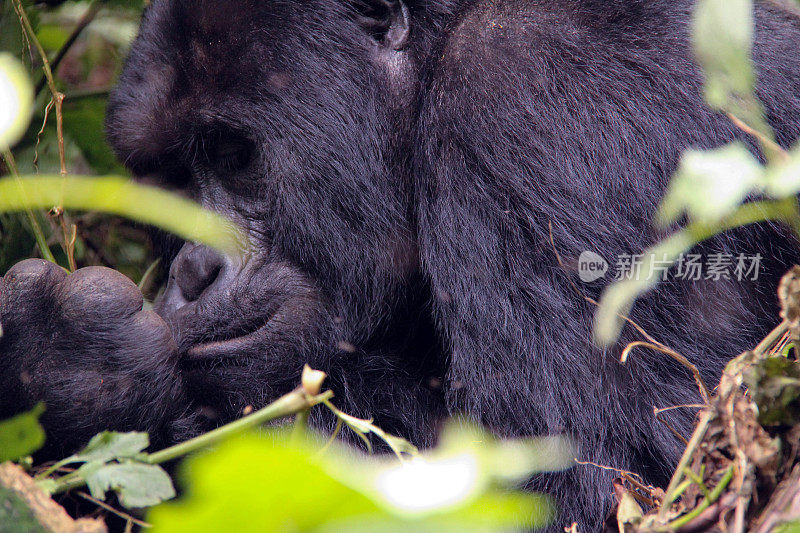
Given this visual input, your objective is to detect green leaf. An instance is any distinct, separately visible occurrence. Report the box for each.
[692,0,772,139]
[148,432,555,532]
[82,462,175,509]
[765,144,800,198]
[775,521,800,533]
[0,175,247,255]
[149,435,384,531]
[693,0,754,106]
[62,99,128,175]
[73,431,150,464]
[0,404,45,463]
[657,143,763,226]
[486,436,574,482]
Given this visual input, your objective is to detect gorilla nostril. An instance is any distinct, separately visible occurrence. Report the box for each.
[173,244,225,302]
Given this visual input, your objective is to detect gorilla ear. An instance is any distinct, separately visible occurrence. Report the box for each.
[354,0,410,50]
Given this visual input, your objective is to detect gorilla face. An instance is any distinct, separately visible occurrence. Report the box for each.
[106,0,425,419]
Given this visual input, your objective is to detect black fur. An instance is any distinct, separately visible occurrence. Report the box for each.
[2,1,800,529]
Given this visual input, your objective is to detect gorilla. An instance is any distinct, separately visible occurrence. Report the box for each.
[3,0,800,529]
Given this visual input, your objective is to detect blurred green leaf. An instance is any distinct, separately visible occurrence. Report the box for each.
[34,23,70,52]
[148,427,560,532]
[150,435,386,532]
[0,404,45,463]
[595,231,695,345]
[765,144,800,197]
[774,521,800,533]
[0,175,247,255]
[658,143,764,226]
[692,0,773,141]
[693,0,754,105]
[0,53,35,150]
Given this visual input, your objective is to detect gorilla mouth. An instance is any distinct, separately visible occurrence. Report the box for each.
[178,299,311,364]
[180,312,280,362]
[184,331,266,361]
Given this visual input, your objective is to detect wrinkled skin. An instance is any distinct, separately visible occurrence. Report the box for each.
[3,0,800,529]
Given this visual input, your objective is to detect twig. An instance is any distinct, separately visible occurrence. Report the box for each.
[49,387,335,496]
[76,491,152,528]
[574,459,657,498]
[147,388,333,465]
[727,113,788,164]
[622,341,710,403]
[64,86,113,101]
[32,99,54,173]
[654,406,691,446]
[13,0,67,177]
[317,419,344,455]
[34,1,104,97]
[653,405,706,415]
[51,207,77,271]
[12,0,78,267]
[754,320,789,358]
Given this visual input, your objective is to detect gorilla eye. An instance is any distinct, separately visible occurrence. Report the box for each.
[208,134,253,174]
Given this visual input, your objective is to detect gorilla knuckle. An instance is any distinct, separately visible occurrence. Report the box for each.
[57,267,143,319]
[3,259,67,295]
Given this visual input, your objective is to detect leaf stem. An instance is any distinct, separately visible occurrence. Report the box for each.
[147,388,333,465]
[662,464,735,531]
[47,388,334,496]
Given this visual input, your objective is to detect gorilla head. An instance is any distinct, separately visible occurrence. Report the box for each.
[105,0,450,436]
[3,0,800,530]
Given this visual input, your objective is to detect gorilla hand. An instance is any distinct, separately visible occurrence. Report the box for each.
[0,259,189,456]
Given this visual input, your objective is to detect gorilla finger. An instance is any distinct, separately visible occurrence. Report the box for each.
[58,266,144,320]
[118,310,179,366]
[3,259,68,299]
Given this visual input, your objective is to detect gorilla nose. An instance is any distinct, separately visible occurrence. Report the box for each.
[158,244,226,314]
[174,244,225,301]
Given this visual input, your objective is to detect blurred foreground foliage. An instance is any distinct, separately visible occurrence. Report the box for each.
[0,371,570,532]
